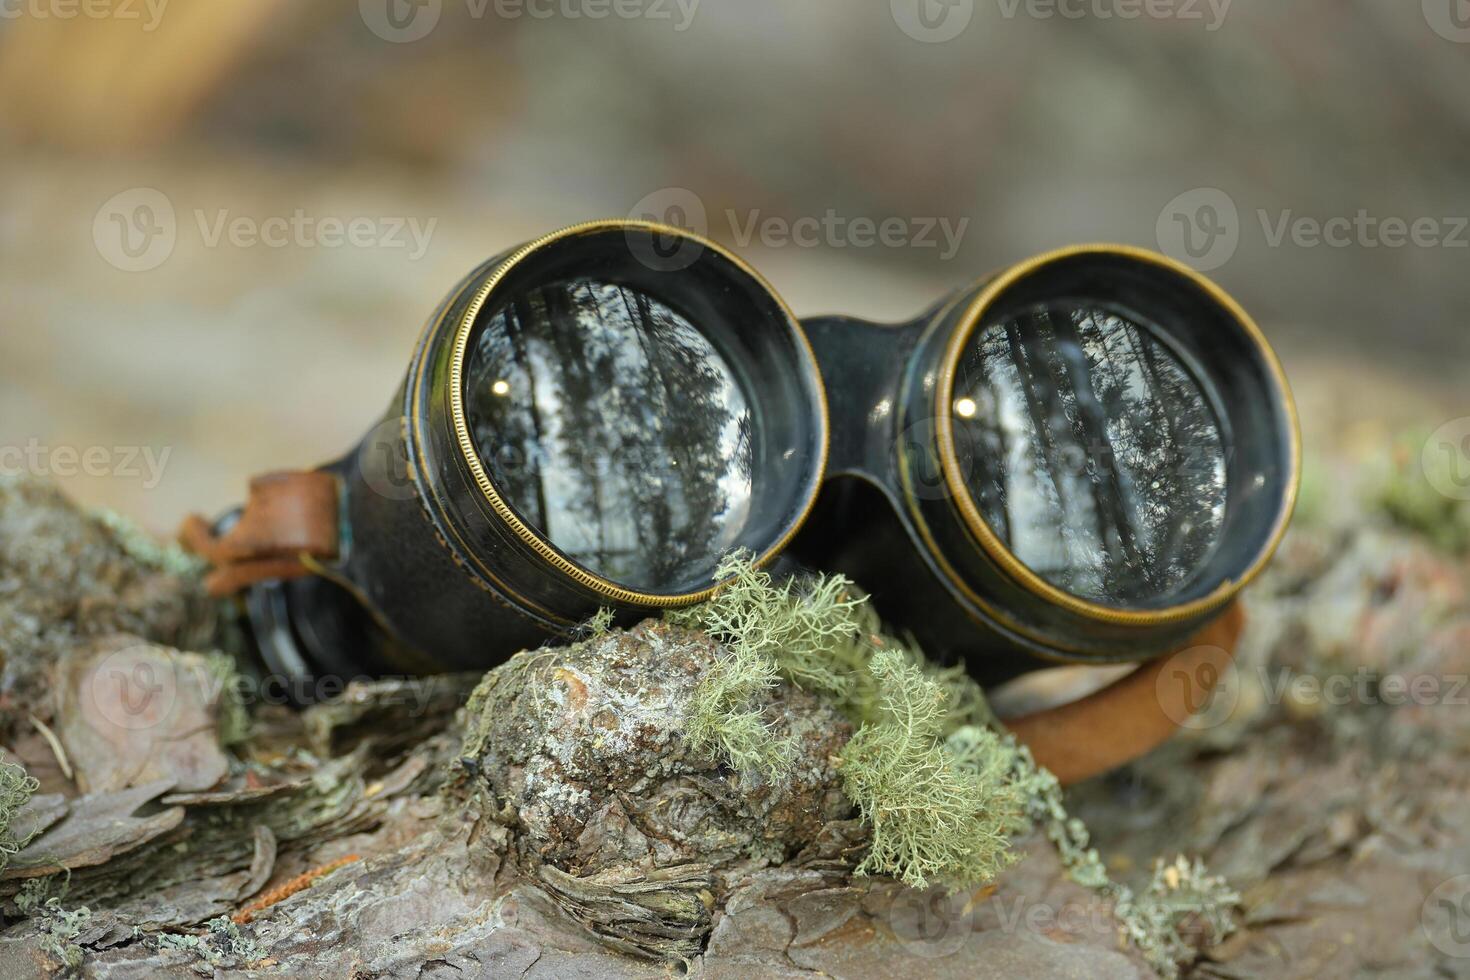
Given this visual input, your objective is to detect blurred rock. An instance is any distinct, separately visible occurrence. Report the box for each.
[0,477,218,742]
[53,635,236,795]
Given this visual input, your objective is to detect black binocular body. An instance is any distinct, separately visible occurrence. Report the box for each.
[233,222,1298,689]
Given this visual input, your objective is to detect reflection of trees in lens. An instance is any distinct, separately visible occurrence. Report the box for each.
[464,277,753,592]
[953,303,1226,605]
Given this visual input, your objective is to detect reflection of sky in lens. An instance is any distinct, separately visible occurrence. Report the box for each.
[464,277,754,592]
[953,302,1226,606]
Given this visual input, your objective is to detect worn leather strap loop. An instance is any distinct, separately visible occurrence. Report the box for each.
[1006,603,1244,785]
[179,471,340,597]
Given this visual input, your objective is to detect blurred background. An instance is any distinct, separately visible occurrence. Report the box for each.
[0,0,1465,532]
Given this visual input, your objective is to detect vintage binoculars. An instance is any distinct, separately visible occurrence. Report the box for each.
[186,220,1298,688]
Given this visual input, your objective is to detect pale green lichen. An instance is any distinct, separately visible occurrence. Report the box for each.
[1376,431,1470,554]
[203,651,251,747]
[683,638,792,780]
[667,552,866,699]
[36,899,92,972]
[671,554,1015,887]
[15,872,68,916]
[668,553,854,778]
[1003,737,1238,978]
[156,916,263,967]
[0,758,40,870]
[669,553,995,776]
[670,553,1238,971]
[18,870,92,971]
[581,606,617,639]
[89,507,207,578]
[839,651,1018,889]
[1120,856,1240,976]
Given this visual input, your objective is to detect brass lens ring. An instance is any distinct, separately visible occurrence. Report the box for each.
[933,243,1301,627]
[447,219,830,607]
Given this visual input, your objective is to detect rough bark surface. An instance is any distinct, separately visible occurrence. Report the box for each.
[0,473,1467,978]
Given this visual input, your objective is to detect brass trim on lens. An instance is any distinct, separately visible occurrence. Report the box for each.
[448,219,830,608]
[933,243,1301,627]
[892,305,1116,660]
[408,276,578,627]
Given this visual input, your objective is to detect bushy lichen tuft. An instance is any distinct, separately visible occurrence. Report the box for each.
[1376,431,1470,554]
[1003,737,1238,978]
[36,900,92,972]
[90,507,207,578]
[839,650,1018,889]
[683,637,792,779]
[671,555,1016,888]
[668,553,1239,969]
[670,553,996,779]
[1120,856,1240,975]
[0,758,40,870]
[580,606,617,639]
[668,552,865,698]
[669,553,861,776]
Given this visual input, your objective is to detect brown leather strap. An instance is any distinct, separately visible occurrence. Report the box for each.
[1006,603,1244,786]
[179,471,340,597]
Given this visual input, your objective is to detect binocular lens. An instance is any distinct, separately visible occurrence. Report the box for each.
[463,277,755,593]
[950,300,1226,607]
[931,247,1296,631]
[453,224,826,598]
